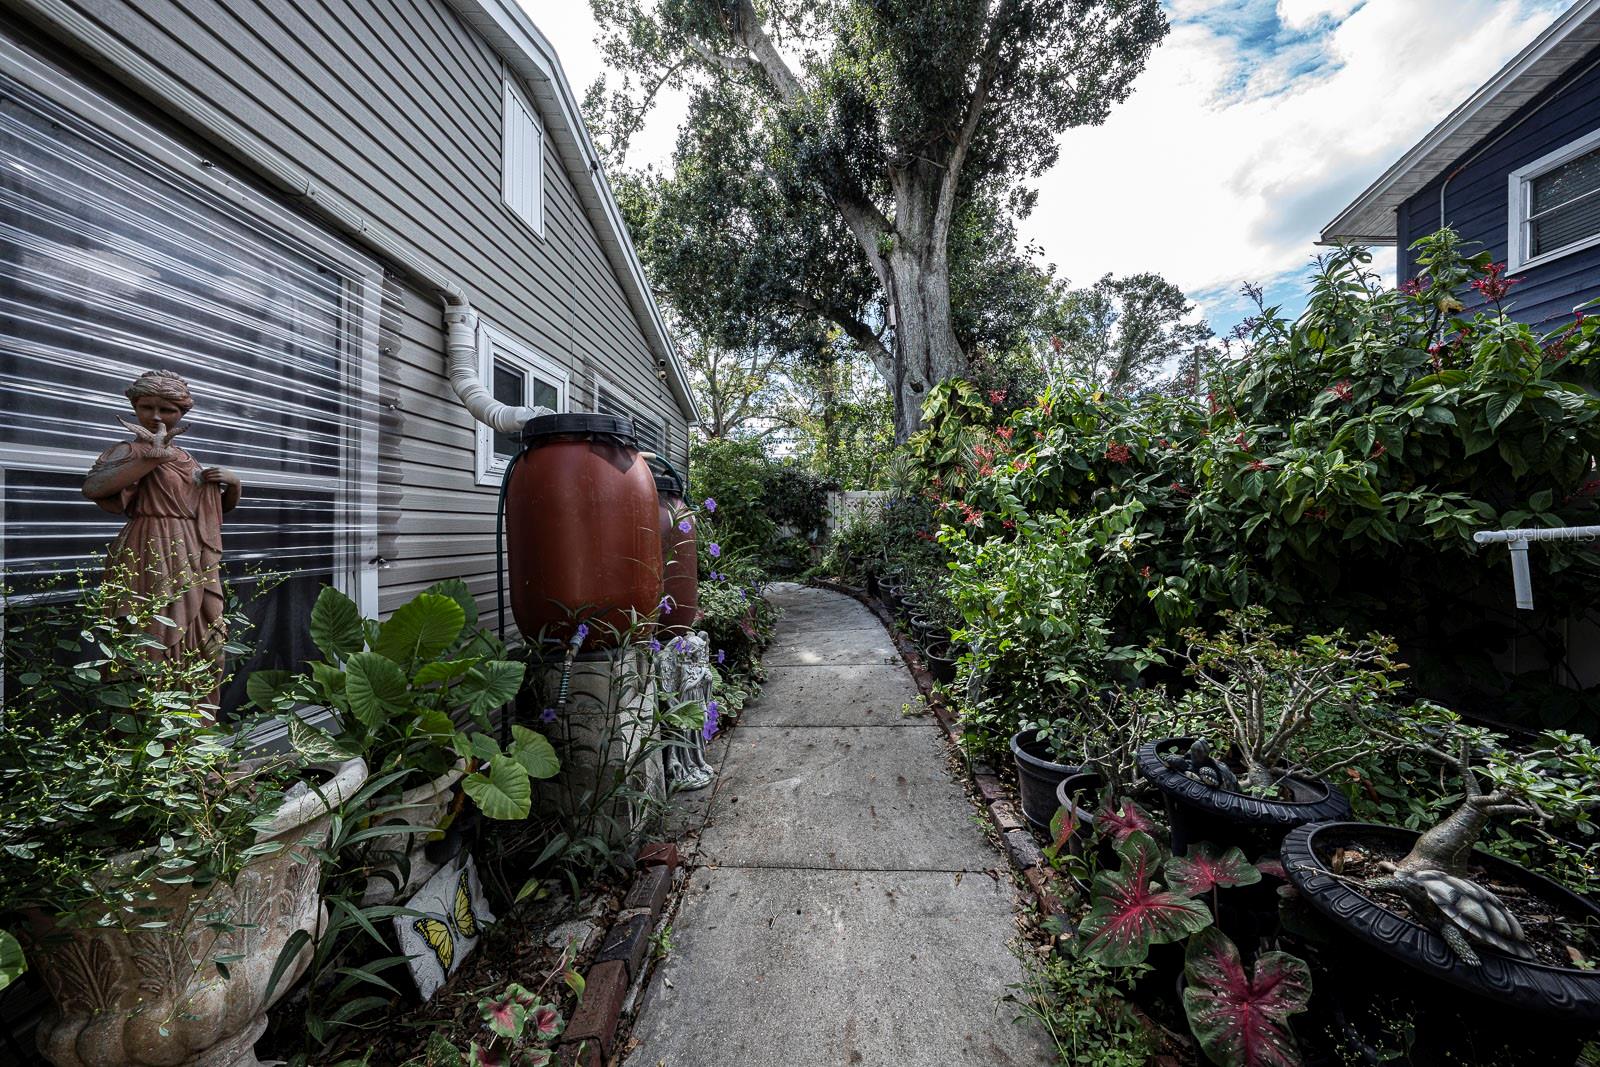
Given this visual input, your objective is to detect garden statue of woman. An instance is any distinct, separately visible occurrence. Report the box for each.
[82,370,241,708]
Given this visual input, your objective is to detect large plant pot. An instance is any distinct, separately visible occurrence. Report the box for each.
[1053,770,1104,844]
[30,758,369,1067]
[1136,737,1348,856]
[1009,731,1082,830]
[1282,822,1600,1061]
[922,640,957,685]
[360,760,466,906]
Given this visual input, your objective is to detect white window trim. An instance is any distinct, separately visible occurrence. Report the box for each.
[474,322,568,487]
[1507,124,1600,271]
[501,77,545,239]
[0,36,383,621]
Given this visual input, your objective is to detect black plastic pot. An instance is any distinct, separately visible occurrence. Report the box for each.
[922,640,957,685]
[1053,770,1104,846]
[1136,737,1349,856]
[1009,731,1082,830]
[1282,821,1600,1062]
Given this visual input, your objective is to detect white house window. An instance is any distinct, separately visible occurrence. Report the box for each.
[0,48,380,716]
[475,323,566,485]
[595,377,664,455]
[502,79,544,236]
[1509,127,1600,270]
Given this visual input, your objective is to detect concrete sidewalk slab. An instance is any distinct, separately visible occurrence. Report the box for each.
[697,725,1000,872]
[746,665,924,727]
[627,866,1051,1067]
[762,627,902,666]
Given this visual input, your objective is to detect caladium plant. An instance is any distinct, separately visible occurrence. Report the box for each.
[1078,831,1214,966]
[1096,797,1159,843]
[1165,843,1264,897]
[1181,927,1311,1067]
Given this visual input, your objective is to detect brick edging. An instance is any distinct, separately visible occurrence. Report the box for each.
[807,578,1073,919]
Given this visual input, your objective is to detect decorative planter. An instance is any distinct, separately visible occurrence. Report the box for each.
[1282,821,1600,1059]
[30,758,369,1067]
[1136,737,1348,856]
[360,760,467,906]
[922,640,957,685]
[1009,731,1082,830]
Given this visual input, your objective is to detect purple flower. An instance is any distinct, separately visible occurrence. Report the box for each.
[575,623,589,644]
[658,594,675,614]
[671,636,689,653]
[715,649,726,664]
[541,707,557,724]
[649,638,663,653]
[703,498,717,513]
[678,518,693,533]
[702,700,720,741]
[708,543,721,558]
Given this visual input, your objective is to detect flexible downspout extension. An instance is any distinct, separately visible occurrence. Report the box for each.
[441,286,552,432]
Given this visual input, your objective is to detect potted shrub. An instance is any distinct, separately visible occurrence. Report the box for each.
[1282,703,1600,1060]
[249,581,560,903]
[1136,609,1395,855]
[0,567,366,1067]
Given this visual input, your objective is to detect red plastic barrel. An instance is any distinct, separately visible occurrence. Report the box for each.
[505,413,663,647]
[654,467,699,633]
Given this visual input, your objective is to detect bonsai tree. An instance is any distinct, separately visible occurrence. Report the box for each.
[1168,608,1401,793]
[1358,702,1600,877]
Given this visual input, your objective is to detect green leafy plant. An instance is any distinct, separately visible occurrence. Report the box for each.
[1007,949,1158,1067]
[397,950,586,1067]
[250,583,557,821]
[1181,927,1312,1067]
[0,929,24,992]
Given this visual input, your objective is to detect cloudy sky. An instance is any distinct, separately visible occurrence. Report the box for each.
[529,0,1573,332]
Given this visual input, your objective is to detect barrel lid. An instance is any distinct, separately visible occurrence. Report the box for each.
[518,412,638,447]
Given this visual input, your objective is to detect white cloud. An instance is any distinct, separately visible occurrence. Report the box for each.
[529,0,1570,327]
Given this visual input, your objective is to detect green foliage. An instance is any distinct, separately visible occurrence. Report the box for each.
[396,952,585,1067]
[250,583,555,822]
[1039,271,1214,395]
[690,436,830,573]
[0,564,299,923]
[1007,950,1157,1067]
[0,929,25,992]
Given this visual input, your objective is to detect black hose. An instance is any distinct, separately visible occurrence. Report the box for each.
[495,447,523,749]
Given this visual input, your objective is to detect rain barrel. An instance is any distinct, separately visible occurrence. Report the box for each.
[505,413,662,647]
[654,464,699,633]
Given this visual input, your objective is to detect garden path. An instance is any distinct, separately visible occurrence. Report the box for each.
[626,583,1051,1066]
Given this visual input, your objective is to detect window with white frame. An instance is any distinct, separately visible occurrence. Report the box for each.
[502,79,544,236]
[1509,127,1600,270]
[595,377,664,455]
[0,42,379,716]
[475,323,566,485]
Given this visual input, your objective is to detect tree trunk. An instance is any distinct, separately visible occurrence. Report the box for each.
[1398,796,1493,876]
[869,171,967,442]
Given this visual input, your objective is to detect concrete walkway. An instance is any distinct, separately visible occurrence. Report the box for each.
[626,584,1052,1067]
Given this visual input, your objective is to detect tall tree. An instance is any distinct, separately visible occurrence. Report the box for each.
[589,0,1168,438]
[1041,272,1214,394]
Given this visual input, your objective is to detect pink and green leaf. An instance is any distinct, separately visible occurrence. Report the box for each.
[1078,831,1213,966]
[1182,927,1312,1067]
[1097,798,1158,843]
[530,1004,564,1039]
[502,982,538,1009]
[514,1051,552,1067]
[478,994,527,1040]
[468,1042,509,1067]
[1167,843,1264,897]
[1255,859,1287,881]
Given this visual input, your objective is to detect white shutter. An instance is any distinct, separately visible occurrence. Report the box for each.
[502,80,543,235]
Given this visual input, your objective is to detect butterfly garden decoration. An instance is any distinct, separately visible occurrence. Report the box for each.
[396,854,496,1000]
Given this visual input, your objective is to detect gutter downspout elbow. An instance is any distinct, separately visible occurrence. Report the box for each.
[443,296,550,434]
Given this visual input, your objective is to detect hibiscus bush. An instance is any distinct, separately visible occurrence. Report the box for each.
[935,230,1600,730]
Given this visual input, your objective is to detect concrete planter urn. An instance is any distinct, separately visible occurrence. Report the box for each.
[30,757,369,1067]
[360,759,467,906]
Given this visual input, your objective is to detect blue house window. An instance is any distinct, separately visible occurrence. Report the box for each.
[1509,128,1600,270]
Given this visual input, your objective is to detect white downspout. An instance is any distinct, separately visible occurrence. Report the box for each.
[1474,526,1600,610]
[441,287,550,433]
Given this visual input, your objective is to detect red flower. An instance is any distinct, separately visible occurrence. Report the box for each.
[1306,507,1328,521]
[1399,276,1427,296]
[1011,456,1032,471]
[1470,262,1522,302]
[1247,459,1270,471]
[1139,565,1152,579]
[1105,442,1133,464]
[1157,437,1169,448]
[960,503,984,526]
[1370,442,1387,459]
[1233,432,1250,452]
[1002,518,1016,530]
[977,462,995,477]
[996,426,1014,440]
[1325,379,1353,402]
[915,529,935,542]
[988,389,1008,405]
[1050,335,1064,353]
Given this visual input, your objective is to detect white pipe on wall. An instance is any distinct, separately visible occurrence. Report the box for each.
[1474,526,1600,610]
[443,297,549,433]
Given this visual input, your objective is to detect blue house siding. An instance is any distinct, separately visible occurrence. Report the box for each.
[1397,40,1600,333]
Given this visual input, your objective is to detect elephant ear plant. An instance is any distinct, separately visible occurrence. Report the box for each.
[1071,809,1314,1067]
[250,582,559,821]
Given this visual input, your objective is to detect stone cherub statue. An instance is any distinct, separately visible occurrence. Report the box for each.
[82,370,241,711]
[658,629,716,791]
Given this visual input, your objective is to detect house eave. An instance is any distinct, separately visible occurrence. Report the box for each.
[1321,0,1600,245]
[442,0,700,426]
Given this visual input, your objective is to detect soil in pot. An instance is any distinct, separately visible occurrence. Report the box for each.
[1009,731,1082,830]
[1137,737,1349,857]
[1282,821,1600,1065]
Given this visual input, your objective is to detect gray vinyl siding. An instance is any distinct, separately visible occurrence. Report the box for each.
[1397,40,1600,333]
[22,0,690,615]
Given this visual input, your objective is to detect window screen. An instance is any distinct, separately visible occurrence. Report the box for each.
[0,66,376,714]
[1529,144,1600,259]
